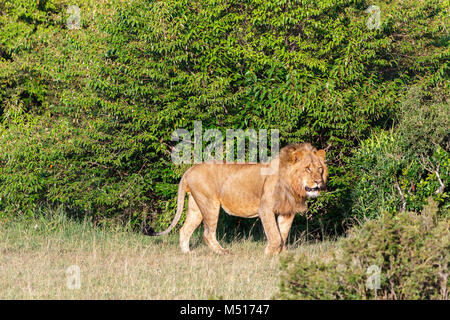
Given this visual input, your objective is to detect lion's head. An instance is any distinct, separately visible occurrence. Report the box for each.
[273,143,328,214]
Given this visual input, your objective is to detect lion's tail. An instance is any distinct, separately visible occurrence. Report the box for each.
[142,176,187,237]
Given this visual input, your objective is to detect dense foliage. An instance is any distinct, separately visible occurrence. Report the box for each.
[0,0,448,235]
[279,198,449,299]
[350,85,449,221]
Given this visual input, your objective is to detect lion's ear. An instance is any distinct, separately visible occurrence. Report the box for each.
[290,150,304,163]
[316,149,326,160]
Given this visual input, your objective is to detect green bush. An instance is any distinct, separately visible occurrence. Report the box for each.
[278,198,449,299]
[349,84,449,221]
[0,0,448,233]
[398,86,449,155]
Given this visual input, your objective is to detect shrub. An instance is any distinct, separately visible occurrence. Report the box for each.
[398,85,449,155]
[278,198,449,299]
[349,84,449,221]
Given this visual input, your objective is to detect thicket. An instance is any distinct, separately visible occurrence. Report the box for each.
[278,198,449,299]
[350,84,449,222]
[0,0,448,235]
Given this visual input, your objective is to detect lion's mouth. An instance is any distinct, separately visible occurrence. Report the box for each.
[305,186,320,192]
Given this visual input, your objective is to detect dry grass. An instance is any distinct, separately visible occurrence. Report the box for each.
[0,214,335,299]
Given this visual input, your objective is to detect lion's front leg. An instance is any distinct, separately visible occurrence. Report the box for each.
[259,210,283,255]
[277,214,295,252]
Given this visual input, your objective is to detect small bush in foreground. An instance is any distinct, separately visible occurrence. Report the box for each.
[278,198,449,299]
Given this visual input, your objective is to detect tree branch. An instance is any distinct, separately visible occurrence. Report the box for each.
[394,177,406,213]
[434,163,445,194]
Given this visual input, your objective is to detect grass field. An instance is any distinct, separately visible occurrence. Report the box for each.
[0,212,335,299]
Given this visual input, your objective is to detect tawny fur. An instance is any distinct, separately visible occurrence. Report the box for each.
[145,143,328,255]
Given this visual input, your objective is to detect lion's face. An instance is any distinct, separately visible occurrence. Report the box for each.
[288,149,328,199]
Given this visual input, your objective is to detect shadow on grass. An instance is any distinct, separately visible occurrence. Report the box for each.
[215,210,329,246]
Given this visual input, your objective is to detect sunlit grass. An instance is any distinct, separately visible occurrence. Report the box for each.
[0,211,335,299]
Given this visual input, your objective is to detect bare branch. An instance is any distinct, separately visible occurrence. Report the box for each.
[435,163,445,194]
[323,143,332,152]
[394,177,406,213]
[419,155,445,194]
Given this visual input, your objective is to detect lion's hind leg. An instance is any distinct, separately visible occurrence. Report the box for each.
[193,196,229,255]
[179,194,203,253]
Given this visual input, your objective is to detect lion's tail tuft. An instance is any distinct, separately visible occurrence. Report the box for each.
[142,176,187,237]
[141,225,157,236]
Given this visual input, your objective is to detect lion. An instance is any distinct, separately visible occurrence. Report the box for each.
[143,143,328,255]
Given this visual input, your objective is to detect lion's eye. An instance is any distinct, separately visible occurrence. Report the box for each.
[306,167,311,173]
[319,167,323,173]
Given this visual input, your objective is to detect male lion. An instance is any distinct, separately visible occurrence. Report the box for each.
[144,143,328,255]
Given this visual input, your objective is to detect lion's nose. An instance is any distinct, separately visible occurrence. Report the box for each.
[315,180,322,185]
